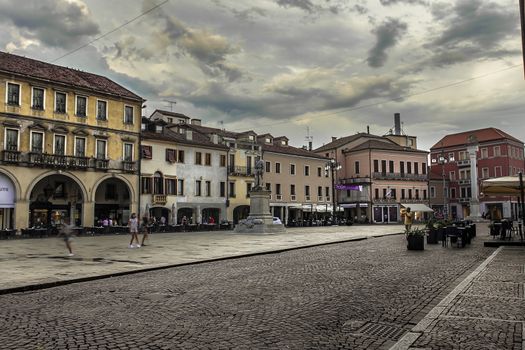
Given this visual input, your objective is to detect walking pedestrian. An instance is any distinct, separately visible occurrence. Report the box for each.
[59,217,75,257]
[128,213,140,248]
[404,207,414,232]
[181,215,188,232]
[141,216,151,246]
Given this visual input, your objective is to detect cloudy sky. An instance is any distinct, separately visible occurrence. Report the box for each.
[1,0,523,151]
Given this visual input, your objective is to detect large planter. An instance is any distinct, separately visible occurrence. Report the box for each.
[427,228,439,244]
[407,235,425,250]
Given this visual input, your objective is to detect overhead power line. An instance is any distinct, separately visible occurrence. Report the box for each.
[52,0,169,63]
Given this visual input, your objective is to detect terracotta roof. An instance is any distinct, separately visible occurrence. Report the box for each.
[187,124,242,139]
[430,128,523,150]
[314,133,384,152]
[262,143,329,160]
[0,51,142,101]
[345,139,428,154]
[142,128,228,150]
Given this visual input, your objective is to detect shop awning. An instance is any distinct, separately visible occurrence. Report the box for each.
[340,203,369,208]
[401,203,434,212]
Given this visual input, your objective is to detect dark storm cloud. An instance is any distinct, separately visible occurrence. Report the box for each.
[432,0,517,49]
[276,0,315,13]
[367,18,407,68]
[0,0,99,49]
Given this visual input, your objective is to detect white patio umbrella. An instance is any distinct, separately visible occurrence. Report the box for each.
[481,175,523,196]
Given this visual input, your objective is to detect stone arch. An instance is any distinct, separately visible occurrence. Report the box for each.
[90,174,136,202]
[0,167,22,201]
[25,170,88,202]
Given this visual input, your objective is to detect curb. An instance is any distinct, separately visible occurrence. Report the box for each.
[0,233,402,295]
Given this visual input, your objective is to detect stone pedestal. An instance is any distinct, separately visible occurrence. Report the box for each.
[234,190,286,234]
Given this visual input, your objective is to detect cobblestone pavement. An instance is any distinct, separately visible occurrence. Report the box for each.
[0,234,500,350]
[391,246,525,350]
[0,225,406,292]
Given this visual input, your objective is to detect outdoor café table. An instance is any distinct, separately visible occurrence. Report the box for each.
[201,223,217,231]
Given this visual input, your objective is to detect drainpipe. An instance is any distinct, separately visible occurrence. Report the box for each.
[368,143,372,222]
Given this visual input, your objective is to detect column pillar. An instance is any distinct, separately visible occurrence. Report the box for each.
[467,144,482,220]
[83,201,95,227]
[15,200,29,232]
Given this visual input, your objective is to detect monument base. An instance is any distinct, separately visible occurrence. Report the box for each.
[233,189,286,234]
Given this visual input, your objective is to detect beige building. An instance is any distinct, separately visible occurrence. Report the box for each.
[315,115,429,223]
[0,51,143,230]
[258,134,331,225]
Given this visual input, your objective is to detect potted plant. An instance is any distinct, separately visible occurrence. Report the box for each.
[406,227,425,250]
[426,219,438,244]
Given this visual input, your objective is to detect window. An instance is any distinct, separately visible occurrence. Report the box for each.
[459,169,470,180]
[317,186,322,196]
[123,143,133,161]
[290,164,296,175]
[195,180,202,196]
[54,134,66,155]
[415,189,419,199]
[381,160,386,173]
[30,131,44,153]
[96,139,107,159]
[55,92,67,113]
[124,106,134,124]
[304,165,310,176]
[423,190,427,199]
[166,179,177,195]
[400,161,405,174]
[141,145,152,159]
[7,83,20,105]
[494,146,501,157]
[458,151,468,160]
[76,96,87,117]
[178,150,185,163]
[290,184,296,196]
[265,183,271,191]
[305,185,310,196]
[414,162,419,175]
[373,160,379,172]
[275,184,281,195]
[495,166,502,177]
[74,137,86,157]
[422,163,427,175]
[325,186,330,197]
[177,179,184,195]
[229,154,235,167]
[32,87,45,110]
[97,100,107,120]
[355,161,360,174]
[220,181,226,197]
[205,153,211,166]
[389,160,394,173]
[141,177,152,194]
[430,186,435,198]
[482,167,489,179]
[317,167,322,177]
[167,117,173,123]
[5,128,19,151]
[407,162,412,174]
[266,161,271,173]
[166,148,177,163]
[401,189,406,199]
[481,148,488,159]
[383,188,387,198]
[276,162,281,174]
[391,189,396,199]
[246,183,252,197]
[205,181,211,197]
[374,188,379,199]
[228,182,235,197]
[408,189,412,199]
[449,171,456,181]
[220,155,226,167]
[195,152,202,165]
[450,188,456,199]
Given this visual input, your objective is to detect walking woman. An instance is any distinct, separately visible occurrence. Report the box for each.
[141,216,151,246]
[128,213,140,248]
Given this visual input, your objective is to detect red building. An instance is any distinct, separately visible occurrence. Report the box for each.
[429,128,524,220]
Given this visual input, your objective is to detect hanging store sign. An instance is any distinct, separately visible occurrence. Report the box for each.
[335,184,363,191]
[0,173,15,208]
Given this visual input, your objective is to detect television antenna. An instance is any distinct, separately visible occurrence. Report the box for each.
[164,100,177,112]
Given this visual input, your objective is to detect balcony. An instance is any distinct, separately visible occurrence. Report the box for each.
[373,198,398,204]
[342,176,372,184]
[152,194,167,205]
[228,166,254,176]
[458,179,471,185]
[122,161,137,173]
[372,172,427,181]
[2,150,20,163]
[457,159,471,167]
[459,197,470,203]
[28,153,90,169]
[95,159,109,170]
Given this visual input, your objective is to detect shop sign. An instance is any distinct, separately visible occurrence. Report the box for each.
[0,173,15,208]
[335,184,362,191]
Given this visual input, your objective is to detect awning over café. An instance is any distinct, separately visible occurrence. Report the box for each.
[400,203,434,212]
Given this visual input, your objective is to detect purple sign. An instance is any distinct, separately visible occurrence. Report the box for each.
[335,184,362,191]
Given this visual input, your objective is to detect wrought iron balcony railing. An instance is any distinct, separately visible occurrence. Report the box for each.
[2,150,20,163]
[228,166,254,176]
[372,172,427,181]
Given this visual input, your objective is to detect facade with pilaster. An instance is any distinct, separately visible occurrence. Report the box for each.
[0,51,143,230]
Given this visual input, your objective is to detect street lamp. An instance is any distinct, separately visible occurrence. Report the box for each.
[325,158,342,224]
[436,151,454,219]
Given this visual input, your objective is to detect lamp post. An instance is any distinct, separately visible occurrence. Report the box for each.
[325,158,342,224]
[437,151,454,219]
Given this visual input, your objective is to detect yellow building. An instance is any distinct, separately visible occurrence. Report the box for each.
[0,51,143,231]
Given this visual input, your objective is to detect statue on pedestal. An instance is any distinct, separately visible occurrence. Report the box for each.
[254,159,264,190]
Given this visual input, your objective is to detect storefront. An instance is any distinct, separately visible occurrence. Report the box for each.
[372,204,399,223]
[0,173,15,229]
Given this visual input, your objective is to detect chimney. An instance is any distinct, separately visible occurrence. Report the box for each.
[186,129,193,140]
[191,119,201,126]
[367,125,370,134]
[394,113,401,135]
[308,141,312,151]
[331,136,337,142]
